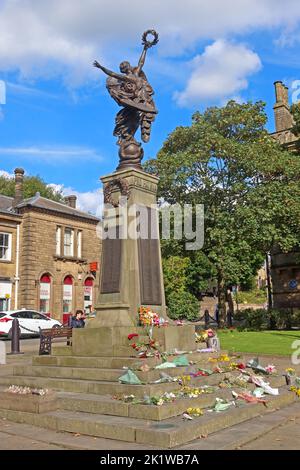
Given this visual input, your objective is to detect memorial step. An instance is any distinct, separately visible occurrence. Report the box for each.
[32,350,228,369]
[0,388,295,448]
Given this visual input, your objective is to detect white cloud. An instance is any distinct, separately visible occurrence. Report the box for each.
[0,169,13,178]
[0,168,102,216]
[175,40,262,107]
[0,0,300,85]
[0,146,103,163]
[49,183,102,217]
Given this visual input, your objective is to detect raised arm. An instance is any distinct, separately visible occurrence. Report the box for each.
[136,46,148,75]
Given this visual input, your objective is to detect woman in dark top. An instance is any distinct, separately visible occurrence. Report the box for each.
[70,310,85,328]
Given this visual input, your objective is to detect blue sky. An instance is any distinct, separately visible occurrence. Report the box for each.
[1,0,300,214]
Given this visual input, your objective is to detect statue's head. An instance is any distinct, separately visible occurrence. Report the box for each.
[120,61,131,74]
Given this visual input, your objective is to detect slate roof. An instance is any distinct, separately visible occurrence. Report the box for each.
[0,195,14,214]
[0,193,100,222]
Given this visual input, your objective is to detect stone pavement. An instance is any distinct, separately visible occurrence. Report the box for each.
[0,401,299,450]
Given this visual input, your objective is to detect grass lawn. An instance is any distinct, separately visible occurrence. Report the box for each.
[218,330,300,356]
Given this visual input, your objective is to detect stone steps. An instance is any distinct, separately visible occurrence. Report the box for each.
[0,374,182,397]
[34,351,225,369]
[54,387,258,421]
[0,388,295,448]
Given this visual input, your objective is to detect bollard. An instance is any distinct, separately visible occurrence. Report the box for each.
[204,309,210,329]
[8,319,23,355]
[0,340,6,364]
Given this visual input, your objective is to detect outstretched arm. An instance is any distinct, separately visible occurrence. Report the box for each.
[93,60,132,82]
[136,46,148,75]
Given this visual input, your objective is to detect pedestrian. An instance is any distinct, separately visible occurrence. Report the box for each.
[70,310,85,328]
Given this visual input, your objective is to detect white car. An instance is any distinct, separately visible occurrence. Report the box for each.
[0,310,62,338]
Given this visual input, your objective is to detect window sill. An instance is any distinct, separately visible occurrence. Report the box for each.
[0,259,12,264]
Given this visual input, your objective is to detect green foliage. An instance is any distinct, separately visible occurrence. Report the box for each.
[162,256,190,301]
[235,308,269,331]
[146,100,300,325]
[167,291,200,321]
[234,288,267,305]
[235,307,300,331]
[0,174,64,202]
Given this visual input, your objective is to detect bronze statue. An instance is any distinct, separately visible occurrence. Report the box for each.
[94,30,158,170]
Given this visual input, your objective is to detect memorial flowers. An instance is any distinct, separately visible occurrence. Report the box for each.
[186,407,203,417]
[5,385,50,396]
[195,329,216,344]
[139,306,160,327]
[128,332,162,358]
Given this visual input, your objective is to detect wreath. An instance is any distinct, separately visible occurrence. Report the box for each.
[103,178,130,207]
[142,30,159,49]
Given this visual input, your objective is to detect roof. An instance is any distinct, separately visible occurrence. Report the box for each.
[16,194,100,222]
[0,193,100,222]
[0,195,13,212]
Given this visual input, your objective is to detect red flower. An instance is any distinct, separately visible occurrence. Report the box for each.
[237,363,246,370]
[128,333,139,341]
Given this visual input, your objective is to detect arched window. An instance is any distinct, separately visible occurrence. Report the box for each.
[39,274,51,314]
[84,278,94,314]
[63,276,73,313]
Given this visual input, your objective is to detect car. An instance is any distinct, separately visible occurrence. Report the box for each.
[0,310,62,338]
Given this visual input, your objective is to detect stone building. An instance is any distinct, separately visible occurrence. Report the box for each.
[271,81,300,309]
[0,168,101,320]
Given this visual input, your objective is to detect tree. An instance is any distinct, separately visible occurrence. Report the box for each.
[0,174,64,202]
[146,101,300,327]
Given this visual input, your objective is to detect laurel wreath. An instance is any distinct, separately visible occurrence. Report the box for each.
[142,30,159,48]
[103,178,130,208]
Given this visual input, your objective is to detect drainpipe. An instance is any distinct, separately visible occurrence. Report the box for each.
[14,223,20,309]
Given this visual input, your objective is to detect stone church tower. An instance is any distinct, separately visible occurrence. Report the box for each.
[271,81,300,309]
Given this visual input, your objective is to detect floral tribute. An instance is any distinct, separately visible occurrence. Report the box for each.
[127,333,162,358]
[195,329,216,344]
[139,306,160,327]
[5,385,50,396]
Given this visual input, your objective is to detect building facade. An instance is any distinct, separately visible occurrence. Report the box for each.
[271,81,300,309]
[0,169,101,320]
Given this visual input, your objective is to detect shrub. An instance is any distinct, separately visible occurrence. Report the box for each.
[235,308,269,331]
[235,307,300,331]
[168,291,200,321]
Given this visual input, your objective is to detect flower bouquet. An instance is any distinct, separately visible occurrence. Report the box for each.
[139,306,160,327]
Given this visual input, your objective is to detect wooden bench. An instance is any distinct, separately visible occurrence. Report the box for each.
[39,327,73,355]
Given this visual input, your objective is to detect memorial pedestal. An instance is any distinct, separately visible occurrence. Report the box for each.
[89,167,166,328]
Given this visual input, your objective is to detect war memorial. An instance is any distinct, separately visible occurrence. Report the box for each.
[0,31,298,449]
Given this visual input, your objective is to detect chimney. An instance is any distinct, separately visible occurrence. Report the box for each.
[65,195,77,209]
[273,81,293,132]
[13,168,25,207]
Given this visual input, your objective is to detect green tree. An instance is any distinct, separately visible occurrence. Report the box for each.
[146,101,300,327]
[0,174,64,202]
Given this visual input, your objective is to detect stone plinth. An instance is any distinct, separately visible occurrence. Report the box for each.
[90,167,166,328]
[72,325,196,357]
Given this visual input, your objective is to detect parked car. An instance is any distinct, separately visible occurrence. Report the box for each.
[0,310,62,338]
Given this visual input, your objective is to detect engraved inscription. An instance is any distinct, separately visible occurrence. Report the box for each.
[138,207,162,305]
[101,226,122,294]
